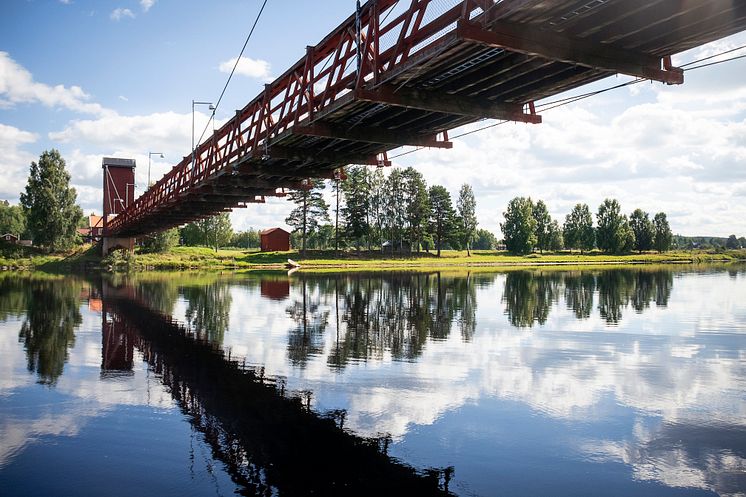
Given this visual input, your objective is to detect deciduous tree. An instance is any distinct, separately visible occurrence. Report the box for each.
[403,167,429,252]
[629,209,654,253]
[0,201,27,238]
[20,150,83,251]
[563,203,595,253]
[653,212,673,253]
[457,184,477,256]
[532,199,551,253]
[501,197,536,255]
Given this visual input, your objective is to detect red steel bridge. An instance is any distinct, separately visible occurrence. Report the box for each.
[105,0,746,238]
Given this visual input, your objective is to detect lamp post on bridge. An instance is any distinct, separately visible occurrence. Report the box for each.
[147,152,164,189]
[192,100,215,170]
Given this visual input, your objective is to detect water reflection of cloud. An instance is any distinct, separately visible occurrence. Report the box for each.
[0,306,174,468]
[185,270,746,495]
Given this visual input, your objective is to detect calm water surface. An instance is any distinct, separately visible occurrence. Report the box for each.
[1,266,745,496]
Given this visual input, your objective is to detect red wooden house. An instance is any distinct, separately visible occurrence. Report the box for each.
[260,227,290,251]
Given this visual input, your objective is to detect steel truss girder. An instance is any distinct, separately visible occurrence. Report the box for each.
[290,123,453,149]
[456,19,684,85]
[355,84,541,123]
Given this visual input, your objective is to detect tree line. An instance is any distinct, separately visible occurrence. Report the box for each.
[501,197,674,254]
[283,166,495,256]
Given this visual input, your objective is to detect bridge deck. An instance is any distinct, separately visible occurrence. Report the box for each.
[107,0,746,237]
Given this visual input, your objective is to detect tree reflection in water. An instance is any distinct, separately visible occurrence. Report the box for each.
[16,276,83,385]
[103,282,452,496]
[500,268,675,328]
[285,272,480,369]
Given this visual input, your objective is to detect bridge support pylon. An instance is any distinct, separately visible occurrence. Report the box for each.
[102,236,135,255]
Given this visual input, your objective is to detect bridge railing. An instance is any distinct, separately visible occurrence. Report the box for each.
[107,0,491,234]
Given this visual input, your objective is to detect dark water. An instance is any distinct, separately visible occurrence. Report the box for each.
[1,266,745,496]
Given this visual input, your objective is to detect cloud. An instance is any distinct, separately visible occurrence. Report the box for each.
[118,95,128,102]
[110,8,135,21]
[140,0,155,12]
[0,52,109,116]
[219,56,272,81]
[0,124,38,202]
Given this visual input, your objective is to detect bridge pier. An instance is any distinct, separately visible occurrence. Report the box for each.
[102,236,135,255]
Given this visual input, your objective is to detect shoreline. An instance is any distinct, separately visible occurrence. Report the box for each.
[1,246,744,273]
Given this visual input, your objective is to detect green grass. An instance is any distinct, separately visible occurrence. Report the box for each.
[2,244,744,273]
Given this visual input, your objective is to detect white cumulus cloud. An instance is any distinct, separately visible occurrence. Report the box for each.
[110,7,135,21]
[0,124,38,202]
[140,0,155,12]
[219,56,272,81]
[0,52,109,116]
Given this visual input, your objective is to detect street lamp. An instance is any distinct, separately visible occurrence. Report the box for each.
[148,152,164,189]
[192,100,215,169]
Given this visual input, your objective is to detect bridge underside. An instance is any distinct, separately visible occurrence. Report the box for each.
[107,0,746,237]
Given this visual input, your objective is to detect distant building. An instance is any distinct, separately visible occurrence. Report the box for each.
[1,233,19,244]
[260,227,290,252]
[77,214,104,243]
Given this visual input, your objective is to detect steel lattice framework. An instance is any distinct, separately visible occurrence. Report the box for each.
[106,0,746,237]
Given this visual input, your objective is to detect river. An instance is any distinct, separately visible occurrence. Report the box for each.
[1,265,744,496]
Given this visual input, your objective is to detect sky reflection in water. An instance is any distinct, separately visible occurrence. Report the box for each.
[0,266,744,496]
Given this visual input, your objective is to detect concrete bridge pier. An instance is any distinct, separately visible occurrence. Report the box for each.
[102,236,135,255]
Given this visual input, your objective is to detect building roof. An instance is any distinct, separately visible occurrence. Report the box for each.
[102,157,136,169]
[88,214,103,228]
[1,233,19,239]
[260,227,289,236]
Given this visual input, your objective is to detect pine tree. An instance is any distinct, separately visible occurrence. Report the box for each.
[428,185,456,257]
[402,167,429,252]
[20,149,82,251]
[341,166,370,251]
[457,184,477,256]
[285,179,330,254]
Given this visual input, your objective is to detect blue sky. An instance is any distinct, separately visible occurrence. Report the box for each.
[1,0,746,237]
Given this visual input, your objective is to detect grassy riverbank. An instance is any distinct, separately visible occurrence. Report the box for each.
[2,243,745,272]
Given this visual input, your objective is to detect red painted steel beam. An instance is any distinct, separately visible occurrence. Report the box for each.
[354,85,542,123]
[290,123,453,149]
[456,19,684,85]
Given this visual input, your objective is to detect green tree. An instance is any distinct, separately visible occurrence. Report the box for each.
[629,209,655,253]
[653,212,673,253]
[428,185,456,257]
[617,218,636,253]
[563,203,595,253]
[596,198,634,254]
[532,199,552,253]
[725,234,740,249]
[197,213,233,252]
[457,184,477,256]
[20,150,83,251]
[403,167,429,252]
[369,168,386,251]
[341,166,370,250]
[739,237,746,249]
[231,228,260,249]
[384,169,406,252]
[501,197,536,255]
[141,227,179,253]
[0,201,27,238]
[285,179,330,254]
[472,228,498,250]
[548,220,564,251]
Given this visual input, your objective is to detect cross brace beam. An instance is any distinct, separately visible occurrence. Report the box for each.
[290,123,453,148]
[355,85,542,123]
[456,19,684,85]
[263,145,391,167]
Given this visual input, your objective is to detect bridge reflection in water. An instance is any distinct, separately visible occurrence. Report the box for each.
[100,277,453,496]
